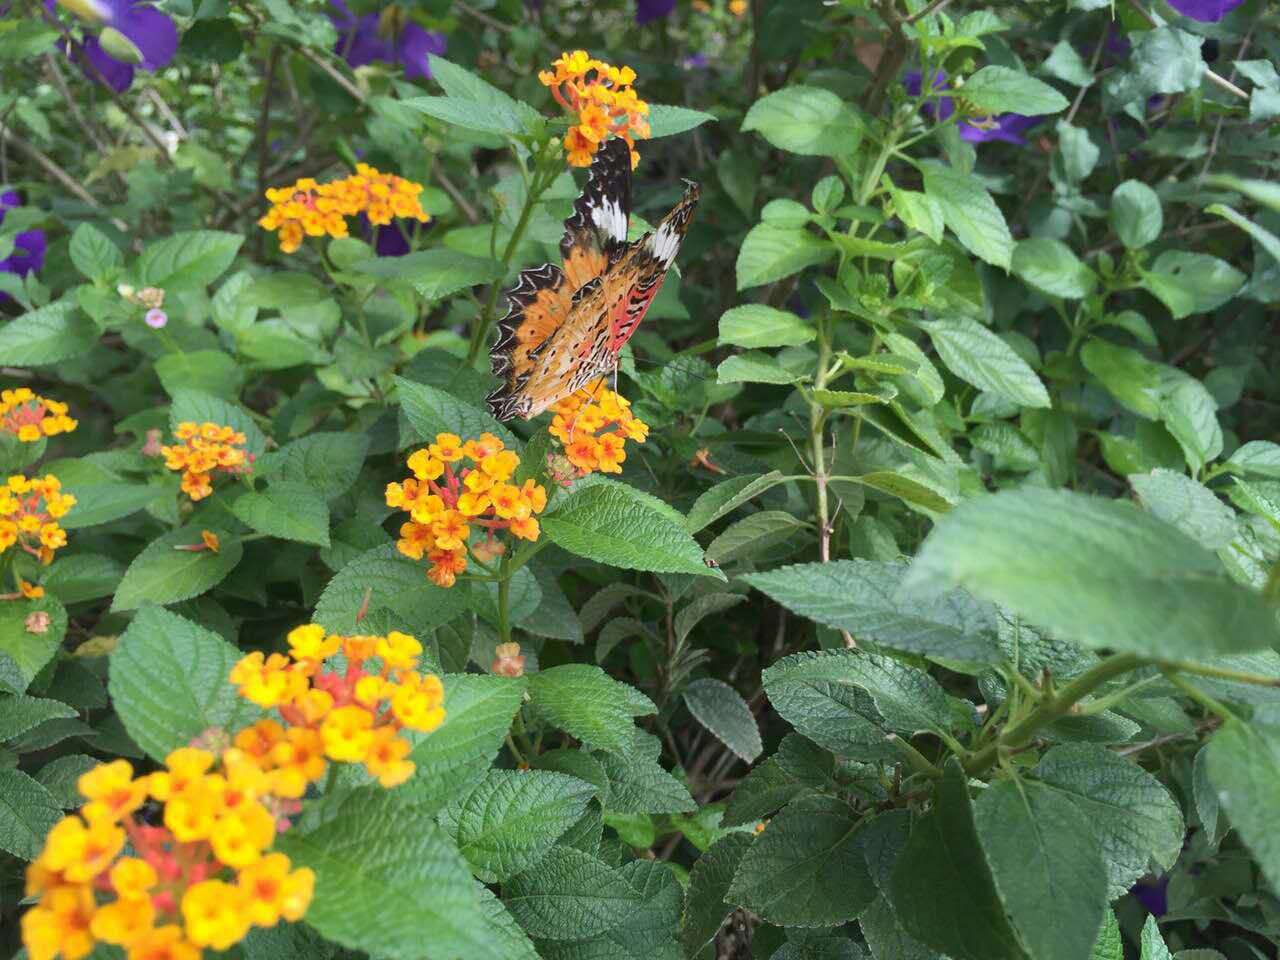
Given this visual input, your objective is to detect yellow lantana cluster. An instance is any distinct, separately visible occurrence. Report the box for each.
[22,750,314,960]
[160,422,250,501]
[0,474,75,565]
[549,382,648,477]
[385,432,548,588]
[258,163,430,254]
[539,51,650,168]
[230,624,446,788]
[0,388,77,442]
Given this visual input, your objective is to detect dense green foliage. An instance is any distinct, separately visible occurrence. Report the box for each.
[2,1,1280,959]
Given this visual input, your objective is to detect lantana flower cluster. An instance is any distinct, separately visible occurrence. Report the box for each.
[160,422,251,501]
[230,624,446,788]
[22,750,314,960]
[548,383,648,477]
[385,433,548,588]
[0,474,75,564]
[0,388,77,443]
[258,164,431,254]
[539,51,650,168]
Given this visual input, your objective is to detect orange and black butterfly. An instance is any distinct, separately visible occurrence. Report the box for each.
[487,138,699,421]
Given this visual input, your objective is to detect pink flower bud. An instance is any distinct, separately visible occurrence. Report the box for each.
[144,308,167,329]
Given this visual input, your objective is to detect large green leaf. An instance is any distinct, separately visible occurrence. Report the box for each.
[904,488,1279,659]
[1129,469,1236,551]
[1011,238,1096,299]
[682,833,753,959]
[543,481,722,579]
[741,86,862,156]
[974,779,1107,960]
[138,230,243,290]
[439,769,597,882]
[529,664,654,755]
[108,607,261,761]
[743,560,1001,664]
[683,678,762,763]
[0,695,77,743]
[719,305,816,349]
[960,66,1069,115]
[155,350,246,400]
[277,787,487,959]
[504,847,646,940]
[923,318,1049,409]
[231,481,331,546]
[1204,719,1280,895]
[256,432,369,499]
[0,301,98,365]
[354,250,503,301]
[598,749,697,815]
[1080,340,1162,419]
[0,768,62,860]
[735,223,835,290]
[111,526,243,611]
[1110,181,1163,250]
[395,377,519,451]
[0,595,65,694]
[169,388,268,456]
[314,544,471,637]
[921,164,1014,269]
[648,104,718,138]
[685,472,789,534]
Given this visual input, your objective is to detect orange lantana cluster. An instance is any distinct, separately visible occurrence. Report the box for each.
[160,422,251,501]
[385,432,548,588]
[549,383,648,477]
[0,388,77,442]
[0,474,75,564]
[539,51,650,168]
[22,750,314,960]
[230,624,446,788]
[258,164,430,254]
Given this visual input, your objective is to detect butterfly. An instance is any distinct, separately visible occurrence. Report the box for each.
[487,137,699,421]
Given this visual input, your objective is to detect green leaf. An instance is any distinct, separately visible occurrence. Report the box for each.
[686,471,789,534]
[1011,238,1096,299]
[257,432,369,499]
[682,833,753,959]
[1110,181,1163,250]
[742,86,863,156]
[736,223,835,290]
[683,678,762,763]
[851,471,952,513]
[395,377,519,451]
[277,787,487,959]
[716,351,803,385]
[960,66,1069,115]
[706,511,806,564]
[1206,203,1280,265]
[108,607,261,761]
[1126,27,1205,98]
[1204,719,1280,896]
[504,847,645,940]
[741,560,1002,664]
[1043,40,1095,87]
[169,388,268,456]
[921,164,1014,269]
[0,695,77,743]
[232,481,331,546]
[111,526,243,611]
[58,482,161,531]
[1129,469,1236,551]
[529,664,653,755]
[727,795,877,926]
[1159,374,1223,474]
[155,350,246,400]
[1226,441,1280,479]
[904,487,1279,659]
[1034,743,1185,899]
[69,222,123,281]
[403,674,526,815]
[475,883,540,960]
[405,95,526,135]
[354,250,503,301]
[974,779,1107,960]
[598,749,697,815]
[34,755,99,809]
[0,769,61,860]
[888,185,944,244]
[430,56,541,133]
[1140,252,1245,320]
[0,596,66,694]
[317,540,468,632]
[1080,340,1162,419]
[719,305,815,349]
[922,318,1050,409]
[1092,911,1122,960]
[1139,916,1173,960]
[890,761,1028,960]
[543,481,722,579]
[439,769,597,882]
[0,301,98,365]
[138,230,244,291]
[648,104,718,138]
[536,859,683,960]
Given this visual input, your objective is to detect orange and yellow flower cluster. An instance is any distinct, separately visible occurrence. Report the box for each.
[22,750,314,960]
[258,164,431,254]
[230,624,446,788]
[0,388,77,443]
[549,382,648,477]
[539,51,650,168]
[385,433,548,588]
[0,474,75,565]
[160,422,250,502]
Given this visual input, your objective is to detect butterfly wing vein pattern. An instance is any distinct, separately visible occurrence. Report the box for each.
[487,138,699,421]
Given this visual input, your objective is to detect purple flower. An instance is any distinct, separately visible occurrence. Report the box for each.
[1167,0,1244,21]
[681,53,710,70]
[329,2,446,81]
[636,0,676,24]
[904,69,1043,145]
[0,192,47,280]
[1130,875,1169,917]
[49,0,178,92]
[144,308,167,329]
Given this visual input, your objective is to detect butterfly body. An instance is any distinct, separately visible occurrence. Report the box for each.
[488,139,699,421]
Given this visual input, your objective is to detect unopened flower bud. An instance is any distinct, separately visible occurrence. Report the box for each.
[145,308,168,329]
[25,611,52,635]
[492,642,526,678]
[117,283,135,300]
[138,286,165,308]
[141,428,163,456]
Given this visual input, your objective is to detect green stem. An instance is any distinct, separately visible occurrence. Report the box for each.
[887,734,943,780]
[1165,659,1280,688]
[1163,669,1237,720]
[496,554,512,644]
[964,652,1145,775]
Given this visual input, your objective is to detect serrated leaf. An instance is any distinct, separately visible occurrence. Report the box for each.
[904,487,1278,659]
[256,432,369,498]
[111,527,242,611]
[1081,340,1162,419]
[0,695,77,742]
[69,222,122,281]
[682,833,753,958]
[439,769,597,882]
[108,607,261,761]
[921,164,1014,270]
[0,595,65,694]
[736,223,835,290]
[168,388,268,456]
[34,754,99,808]
[539,858,684,960]
[598,751,696,815]
[648,104,718,138]
[1204,719,1280,896]
[314,544,471,637]
[719,305,815,349]
[742,86,863,156]
[476,883,540,960]
[232,481,330,546]
[155,350,245,400]
[530,664,653,755]
[706,511,806,564]
[0,768,61,860]
[504,847,645,940]
[395,376,519,451]
[1130,469,1235,550]
[923,318,1049,409]
[960,66,1069,115]
[0,301,99,365]
[683,678,762,762]
[1110,181,1163,250]
[1012,238,1096,299]
[138,230,243,290]
[686,471,789,534]
[354,249,503,300]
[716,351,803,385]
